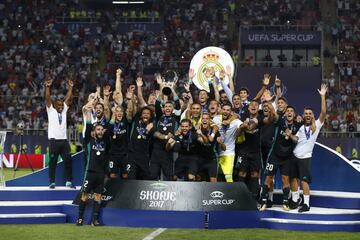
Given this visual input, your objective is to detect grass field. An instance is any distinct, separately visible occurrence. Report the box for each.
[0,225,359,240]
[3,168,34,181]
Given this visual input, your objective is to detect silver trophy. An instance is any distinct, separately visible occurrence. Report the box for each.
[162,70,178,96]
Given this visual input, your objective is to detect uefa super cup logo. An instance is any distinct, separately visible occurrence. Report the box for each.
[190,46,234,92]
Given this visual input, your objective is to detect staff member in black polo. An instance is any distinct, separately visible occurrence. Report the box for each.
[45,78,75,189]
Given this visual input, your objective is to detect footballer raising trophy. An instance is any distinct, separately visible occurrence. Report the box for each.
[161,70,179,95]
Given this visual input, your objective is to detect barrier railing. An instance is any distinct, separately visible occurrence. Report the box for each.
[320,131,360,138]
[0,129,81,143]
[238,61,319,67]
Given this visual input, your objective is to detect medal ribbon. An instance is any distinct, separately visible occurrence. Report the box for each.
[304,126,311,140]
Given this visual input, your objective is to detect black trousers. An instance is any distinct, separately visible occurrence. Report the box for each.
[48,139,72,184]
[149,149,174,181]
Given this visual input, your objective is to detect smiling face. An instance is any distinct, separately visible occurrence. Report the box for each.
[95,103,104,118]
[208,100,219,115]
[303,108,314,125]
[147,93,156,105]
[239,90,249,101]
[141,108,152,124]
[232,95,241,109]
[191,103,201,117]
[94,124,104,138]
[277,99,288,113]
[221,105,232,120]
[114,106,123,121]
[54,100,64,113]
[201,113,210,128]
[220,92,228,104]
[199,90,208,104]
[180,120,191,135]
[262,101,270,116]
[164,102,173,116]
[248,101,259,116]
[285,107,296,123]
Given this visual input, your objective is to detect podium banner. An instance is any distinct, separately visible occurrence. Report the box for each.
[74,180,258,211]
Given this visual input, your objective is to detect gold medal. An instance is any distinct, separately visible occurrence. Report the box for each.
[113,135,116,139]
[137,135,141,139]
[163,127,167,131]
[96,151,100,156]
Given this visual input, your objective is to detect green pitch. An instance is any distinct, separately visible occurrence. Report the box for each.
[0,225,359,240]
[3,168,34,181]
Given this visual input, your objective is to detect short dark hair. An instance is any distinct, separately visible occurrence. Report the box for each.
[202,112,211,118]
[278,97,288,103]
[93,122,104,129]
[304,107,313,112]
[95,102,105,109]
[140,106,154,119]
[164,101,174,105]
[180,118,192,126]
[232,94,240,99]
[239,87,249,94]
[191,102,202,107]
[209,99,219,105]
[286,105,296,112]
[222,103,233,109]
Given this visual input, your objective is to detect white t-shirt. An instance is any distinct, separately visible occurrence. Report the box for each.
[213,116,242,156]
[46,103,68,140]
[293,119,324,159]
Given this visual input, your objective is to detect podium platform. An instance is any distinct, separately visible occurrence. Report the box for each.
[1,143,360,232]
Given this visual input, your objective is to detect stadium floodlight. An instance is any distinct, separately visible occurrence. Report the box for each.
[129,1,145,3]
[112,1,129,4]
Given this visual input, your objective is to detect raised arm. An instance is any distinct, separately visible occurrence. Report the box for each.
[113,68,123,106]
[188,68,195,85]
[84,110,93,144]
[253,73,270,101]
[155,94,163,123]
[136,76,147,108]
[206,68,216,101]
[82,95,96,114]
[44,79,53,108]
[274,75,282,104]
[64,79,74,106]
[184,82,193,105]
[171,86,181,111]
[103,85,112,120]
[126,90,136,122]
[213,72,221,102]
[318,84,327,123]
[96,85,103,104]
[225,65,235,93]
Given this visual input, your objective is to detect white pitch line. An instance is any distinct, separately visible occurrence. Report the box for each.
[143,228,167,240]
